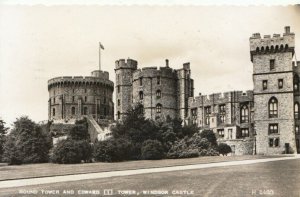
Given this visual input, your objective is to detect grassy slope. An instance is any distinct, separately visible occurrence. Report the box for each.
[0,158,299,197]
[0,155,282,181]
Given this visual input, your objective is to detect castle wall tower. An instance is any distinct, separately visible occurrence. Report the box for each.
[250,26,297,154]
[115,58,137,120]
[177,63,194,121]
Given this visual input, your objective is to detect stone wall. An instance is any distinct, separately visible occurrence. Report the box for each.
[219,139,254,155]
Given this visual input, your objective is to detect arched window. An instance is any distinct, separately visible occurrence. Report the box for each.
[294,74,299,91]
[266,46,269,52]
[280,44,284,51]
[139,91,143,100]
[71,107,76,115]
[275,45,279,52]
[256,47,259,52]
[269,97,278,118]
[285,44,289,50]
[241,105,249,123]
[117,111,120,120]
[156,103,162,113]
[52,108,55,116]
[156,90,161,98]
[270,45,274,52]
[261,46,264,52]
[295,102,299,119]
[83,107,88,115]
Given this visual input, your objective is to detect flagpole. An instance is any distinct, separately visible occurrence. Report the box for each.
[99,42,101,71]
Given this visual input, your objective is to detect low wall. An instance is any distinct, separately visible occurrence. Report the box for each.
[218,138,255,155]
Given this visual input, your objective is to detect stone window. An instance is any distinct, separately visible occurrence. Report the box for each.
[295,102,299,119]
[104,97,106,104]
[71,107,76,115]
[296,125,299,134]
[156,90,161,98]
[117,111,120,120]
[85,96,87,102]
[117,86,120,93]
[191,108,197,125]
[157,76,161,85]
[118,99,120,106]
[139,91,144,100]
[294,74,299,91]
[269,123,279,134]
[270,59,275,70]
[241,105,249,123]
[139,77,143,86]
[204,106,211,125]
[156,104,162,113]
[278,79,283,89]
[52,108,55,116]
[219,104,226,123]
[72,96,75,102]
[83,107,88,115]
[241,128,249,137]
[269,138,280,147]
[269,97,278,118]
[218,129,224,138]
[53,97,56,104]
[263,80,268,90]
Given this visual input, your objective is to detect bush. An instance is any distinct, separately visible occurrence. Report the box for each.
[93,138,133,162]
[2,117,52,165]
[51,139,92,164]
[217,143,232,156]
[141,140,164,160]
[200,130,217,146]
[0,119,8,162]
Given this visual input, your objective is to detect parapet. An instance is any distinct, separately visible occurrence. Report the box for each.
[250,26,295,61]
[132,66,176,80]
[115,58,138,70]
[91,70,109,80]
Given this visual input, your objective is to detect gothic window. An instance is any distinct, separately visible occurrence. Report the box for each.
[256,47,259,52]
[218,129,224,138]
[83,107,88,115]
[241,128,249,137]
[274,138,280,147]
[295,102,299,119]
[157,76,161,85]
[219,104,226,123]
[263,80,268,90]
[156,90,161,98]
[139,77,143,86]
[269,137,280,147]
[53,97,56,104]
[139,91,144,100]
[204,106,211,125]
[52,108,55,116]
[278,79,283,89]
[71,107,76,115]
[241,105,249,123]
[269,97,278,118]
[270,59,275,70]
[104,97,106,104]
[191,108,197,125]
[269,123,278,134]
[269,138,273,147]
[156,104,162,113]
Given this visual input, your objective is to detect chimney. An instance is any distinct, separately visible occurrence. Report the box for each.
[285,26,290,34]
[165,59,169,67]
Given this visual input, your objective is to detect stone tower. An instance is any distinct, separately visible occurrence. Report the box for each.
[250,26,297,154]
[115,58,138,120]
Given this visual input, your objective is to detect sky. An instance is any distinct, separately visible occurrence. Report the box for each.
[0,4,300,126]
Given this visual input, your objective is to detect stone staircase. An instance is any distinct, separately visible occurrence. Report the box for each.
[84,115,112,143]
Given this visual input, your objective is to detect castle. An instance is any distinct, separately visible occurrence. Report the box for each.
[48,26,300,155]
[115,59,194,121]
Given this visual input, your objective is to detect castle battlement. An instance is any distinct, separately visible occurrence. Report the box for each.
[48,75,114,90]
[250,26,295,61]
[132,66,177,80]
[115,58,138,70]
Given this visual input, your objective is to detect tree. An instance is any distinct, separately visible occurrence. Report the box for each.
[141,140,164,160]
[50,139,92,164]
[69,118,90,140]
[2,116,52,165]
[0,119,8,162]
[217,143,232,156]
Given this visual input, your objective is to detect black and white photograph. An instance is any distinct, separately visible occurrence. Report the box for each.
[0,0,300,196]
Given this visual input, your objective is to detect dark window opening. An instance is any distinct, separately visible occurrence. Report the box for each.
[139,91,143,100]
[71,107,76,115]
[241,128,249,137]
[295,103,299,119]
[118,99,120,106]
[278,79,283,89]
[52,108,55,116]
[139,77,143,86]
[156,90,161,98]
[241,105,249,123]
[117,111,120,120]
[263,80,268,90]
[269,123,279,134]
[270,59,275,70]
[83,107,88,115]
[157,76,161,85]
[219,104,226,124]
[218,129,224,138]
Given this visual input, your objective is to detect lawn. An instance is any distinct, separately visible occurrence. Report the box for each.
[0,155,283,181]
[0,158,299,197]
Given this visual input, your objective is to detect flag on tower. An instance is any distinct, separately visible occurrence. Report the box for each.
[99,42,104,50]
